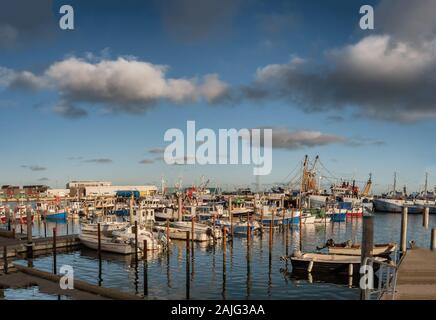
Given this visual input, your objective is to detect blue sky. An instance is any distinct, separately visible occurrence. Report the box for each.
[0,0,435,193]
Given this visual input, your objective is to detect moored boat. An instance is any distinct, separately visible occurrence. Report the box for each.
[327,243,397,257]
[286,251,386,274]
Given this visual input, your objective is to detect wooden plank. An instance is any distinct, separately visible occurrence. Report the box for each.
[392,248,436,300]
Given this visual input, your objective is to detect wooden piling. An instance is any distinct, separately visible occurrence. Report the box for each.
[53,227,57,275]
[186,231,190,300]
[423,207,430,229]
[3,246,7,274]
[143,239,148,296]
[5,207,10,231]
[269,213,273,248]
[191,216,195,245]
[44,212,47,237]
[431,229,436,251]
[223,227,227,252]
[400,207,408,253]
[26,206,33,258]
[97,223,101,257]
[229,197,233,236]
[134,221,138,264]
[361,215,374,264]
[281,209,285,230]
[247,213,251,248]
[178,195,183,221]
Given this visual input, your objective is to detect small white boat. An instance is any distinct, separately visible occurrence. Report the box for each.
[328,243,397,257]
[171,221,222,239]
[80,224,168,254]
[287,251,387,274]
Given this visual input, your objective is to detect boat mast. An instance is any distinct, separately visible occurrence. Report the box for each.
[424,172,428,196]
[393,172,397,195]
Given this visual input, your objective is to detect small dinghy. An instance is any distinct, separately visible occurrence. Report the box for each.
[318,239,397,257]
[284,251,386,274]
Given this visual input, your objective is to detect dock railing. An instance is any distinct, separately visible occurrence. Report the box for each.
[362,250,400,300]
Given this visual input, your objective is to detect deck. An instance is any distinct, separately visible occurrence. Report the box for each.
[384,248,436,300]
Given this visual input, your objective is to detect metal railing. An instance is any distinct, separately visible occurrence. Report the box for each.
[362,251,399,300]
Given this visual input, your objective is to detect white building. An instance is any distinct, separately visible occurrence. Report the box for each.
[46,189,70,197]
[84,185,158,197]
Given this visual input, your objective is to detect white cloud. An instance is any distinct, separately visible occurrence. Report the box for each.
[0,56,229,117]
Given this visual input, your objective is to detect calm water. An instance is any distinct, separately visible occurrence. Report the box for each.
[8,213,436,300]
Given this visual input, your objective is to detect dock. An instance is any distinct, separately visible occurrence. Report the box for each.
[384,248,436,300]
[0,232,81,258]
[0,265,141,300]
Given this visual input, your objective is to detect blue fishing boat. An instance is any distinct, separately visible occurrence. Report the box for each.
[46,211,67,221]
[328,202,348,222]
[112,208,129,217]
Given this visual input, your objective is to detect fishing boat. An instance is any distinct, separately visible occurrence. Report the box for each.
[81,217,129,236]
[170,221,222,239]
[327,204,347,222]
[215,218,261,234]
[13,205,34,224]
[155,207,177,221]
[373,198,404,213]
[286,251,386,274]
[346,206,363,217]
[0,203,7,224]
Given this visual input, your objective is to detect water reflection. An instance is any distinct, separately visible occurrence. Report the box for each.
[7,213,436,300]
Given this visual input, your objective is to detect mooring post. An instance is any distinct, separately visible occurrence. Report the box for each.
[97,223,102,257]
[423,207,430,229]
[223,227,227,252]
[178,195,183,222]
[20,213,23,234]
[247,212,251,248]
[53,227,57,274]
[281,208,285,231]
[134,220,138,264]
[166,218,170,246]
[26,206,33,258]
[431,229,436,251]
[260,206,264,232]
[361,215,374,264]
[400,206,408,253]
[3,246,7,274]
[229,197,233,237]
[360,214,373,300]
[191,216,195,245]
[143,239,148,296]
[186,231,190,300]
[269,212,273,249]
[5,207,10,231]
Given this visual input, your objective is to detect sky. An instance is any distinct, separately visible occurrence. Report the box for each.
[0,0,435,193]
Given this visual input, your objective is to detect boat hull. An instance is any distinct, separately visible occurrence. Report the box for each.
[373,199,403,213]
[291,259,361,274]
[79,235,135,254]
[46,211,67,221]
[328,243,397,257]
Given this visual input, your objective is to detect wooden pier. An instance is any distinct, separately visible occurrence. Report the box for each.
[0,233,81,258]
[0,265,141,300]
[383,248,436,300]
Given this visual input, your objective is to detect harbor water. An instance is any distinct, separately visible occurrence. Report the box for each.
[8,212,436,300]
